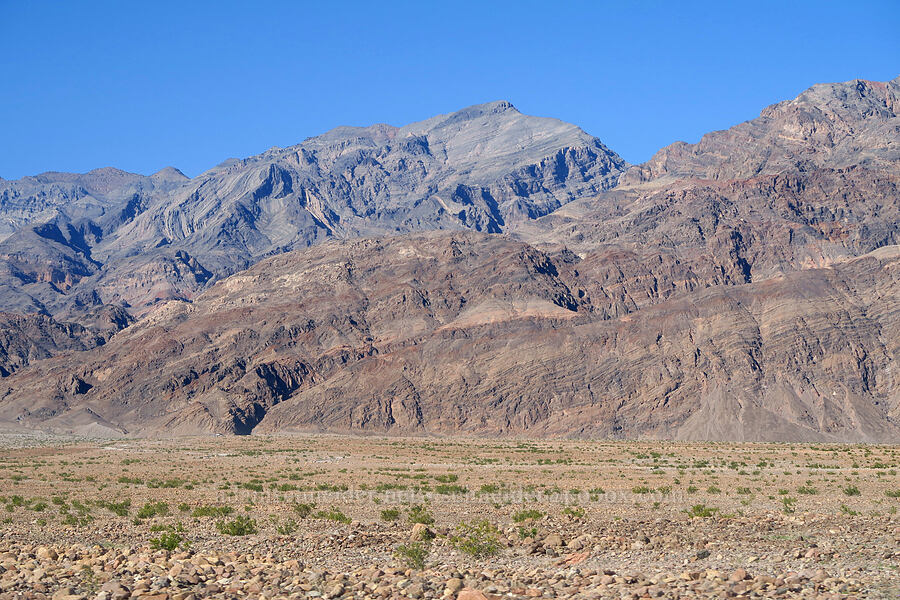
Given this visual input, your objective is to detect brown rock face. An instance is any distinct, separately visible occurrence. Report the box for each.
[1,233,897,441]
[621,78,900,184]
[2,77,899,441]
[0,307,130,377]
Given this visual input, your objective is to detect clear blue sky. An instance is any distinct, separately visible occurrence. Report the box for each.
[1,0,898,180]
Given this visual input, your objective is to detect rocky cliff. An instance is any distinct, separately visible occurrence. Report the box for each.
[1,77,899,441]
[1,233,897,441]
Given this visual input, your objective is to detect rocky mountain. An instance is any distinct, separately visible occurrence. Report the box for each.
[0,305,131,377]
[1,233,897,441]
[1,76,899,441]
[0,101,625,318]
[622,77,900,184]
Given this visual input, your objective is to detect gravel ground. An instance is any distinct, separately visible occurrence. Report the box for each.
[0,435,897,599]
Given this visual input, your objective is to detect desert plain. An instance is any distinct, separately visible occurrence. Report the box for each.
[0,433,898,599]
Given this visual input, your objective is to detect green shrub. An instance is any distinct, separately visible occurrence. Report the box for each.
[394,541,430,569]
[781,496,797,514]
[380,508,401,522]
[562,506,585,519]
[842,485,861,497]
[450,519,500,558]
[292,502,316,518]
[136,502,169,519]
[99,499,131,517]
[512,509,544,523]
[839,504,859,516]
[517,525,538,539]
[216,515,258,536]
[275,518,298,535]
[407,505,434,525]
[684,504,718,518]
[149,531,187,551]
[313,507,350,524]
[435,484,468,495]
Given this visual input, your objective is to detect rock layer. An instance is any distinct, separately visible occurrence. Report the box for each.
[1,233,897,441]
[2,77,900,441]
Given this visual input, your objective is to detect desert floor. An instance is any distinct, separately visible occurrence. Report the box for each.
[1,433,898,599]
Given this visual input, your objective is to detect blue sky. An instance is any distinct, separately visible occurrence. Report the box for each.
[1,0,898,179]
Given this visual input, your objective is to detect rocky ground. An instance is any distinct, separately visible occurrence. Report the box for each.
[0,434,898,599]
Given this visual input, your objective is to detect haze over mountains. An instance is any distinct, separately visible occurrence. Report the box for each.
[1,76,898,441]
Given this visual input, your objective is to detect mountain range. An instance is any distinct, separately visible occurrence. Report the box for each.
[1,76,898,441]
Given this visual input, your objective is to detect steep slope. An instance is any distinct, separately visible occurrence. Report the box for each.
[0,306,131,377]
[0,168,185,241]
[0,102,625,317]
[521,77,900,299]
[2,77,900,442]
[1,233,897,441]
[110,101,623,277]
[622,77,900,185]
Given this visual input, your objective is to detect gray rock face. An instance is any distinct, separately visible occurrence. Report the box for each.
[0,101,624,317]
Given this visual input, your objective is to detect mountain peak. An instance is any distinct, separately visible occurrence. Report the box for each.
[151,166,189,182]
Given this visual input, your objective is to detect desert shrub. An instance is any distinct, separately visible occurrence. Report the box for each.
[147,478,186,489]
[99,499,131,517]
[562,506,585,519]
[781,496,797,514]
[275,518,298,535]
[380,508,401,522]
[150,531,187,551]
[313,507,350,524]
[136,502,169,519]
[394,541,429,569]
[684,504,718,518]
[842,485,861,497]
[435,484,467,495]
[450,519,500,558]
[512,509,544,523]
[216,515,258,536]
[291,502,316,518]
[407,505,434,525]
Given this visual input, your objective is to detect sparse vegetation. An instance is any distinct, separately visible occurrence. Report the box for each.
[394,541,430,569]
[450,519,500,558]
[216,515,258,536]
